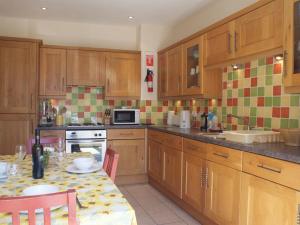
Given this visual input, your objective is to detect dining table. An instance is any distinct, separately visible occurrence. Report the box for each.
[0,153,137,225]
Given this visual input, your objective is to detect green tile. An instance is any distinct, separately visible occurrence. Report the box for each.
[233,71,238,80]
[258,57,266,66]
[257,87,265,96]
[232,107,238,116]
[238,89,244,97]
[280,119,289,129]
[289,119,299,128]
[71,98,78,105]
[265,76,273,86]
[90,112,96,117]
[96,106,102,111]
[265,97,272,107]
[250,87,257,97]
[290,96,300,106]
[250,107,257,117]
[244,98,250,107]
[227,90,232,98]
[228,72,233,81]
[250,117,256,126]
[103,100,109,106]
[264,118,272,128]
[140,101,146,107]
[273,97,281,107]
[250,68,257,77]
[90,97,96,105]
[78,106,84,112]
[78,87,85,93]
[151,106,157,112]
[222,107,227,115]
[157,101,163,107]
[266,65,273,76]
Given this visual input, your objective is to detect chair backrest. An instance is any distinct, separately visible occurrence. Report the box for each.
[0,189,77,225]
[27,137,60,154]
[103,148,119,182]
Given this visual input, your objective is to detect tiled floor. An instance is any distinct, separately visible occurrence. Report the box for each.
[118,184,202,225]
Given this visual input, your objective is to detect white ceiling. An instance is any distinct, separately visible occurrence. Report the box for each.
[0,0,215,26]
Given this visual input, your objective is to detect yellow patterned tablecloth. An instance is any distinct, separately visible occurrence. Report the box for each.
[0,153,137,225]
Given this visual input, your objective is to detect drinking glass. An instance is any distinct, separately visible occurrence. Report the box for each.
[7,163,20,195]
[15,145,26,162]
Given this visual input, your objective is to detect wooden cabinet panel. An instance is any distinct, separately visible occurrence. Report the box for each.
[183,138,207,159]
[204,161,241,225]
[166,46,182,97]
[105,52,140,98]
[67,50,105,86]
[234,0,283,58]
[162,146,183,198]
[0,114,35,155]
[203,22,234,66]
[108,129,145,140]
[240,173,300,225]
[40,48,66,96]
[0,40,38,113]
[148,140,163,182]
[158,53,167,98]
[182,152,205,212]
[108,139,145,176]
[40,130,65,139]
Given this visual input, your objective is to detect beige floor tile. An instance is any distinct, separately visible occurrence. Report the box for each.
[150,210,182,225]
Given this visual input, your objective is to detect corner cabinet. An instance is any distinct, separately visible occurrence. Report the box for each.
[284,0,300,93]
[105,52,141,98]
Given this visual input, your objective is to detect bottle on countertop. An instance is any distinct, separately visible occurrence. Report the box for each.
[32,129,44,179]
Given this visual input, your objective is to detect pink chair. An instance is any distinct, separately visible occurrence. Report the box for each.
[0,189,77,225]
[27,137,60,154]
[103,148,119,182]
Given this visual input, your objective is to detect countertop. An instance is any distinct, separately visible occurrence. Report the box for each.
[37,124,148,130]
[148,126,300,165]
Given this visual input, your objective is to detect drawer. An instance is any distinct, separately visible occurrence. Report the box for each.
[207,144,242,171]
[148,129,165,143]
[40,130,65,139]
[243,152,300,191]
[183,138,207,159]
[108,129,145,140]
[148,129,182,151]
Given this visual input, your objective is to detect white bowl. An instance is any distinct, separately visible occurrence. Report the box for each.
[73,157,94,171]
[22,185,59,196]
[0,162,8,175]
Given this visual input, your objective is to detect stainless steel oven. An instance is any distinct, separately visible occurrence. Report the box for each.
[66,129,107,166]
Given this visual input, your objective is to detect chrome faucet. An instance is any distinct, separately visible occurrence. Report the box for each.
[227,114,253,130]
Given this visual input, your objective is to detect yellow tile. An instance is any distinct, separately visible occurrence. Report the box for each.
[273,75,282,86]
[281,96,290,107]
[244,78,250,87]
[264,108,272,118]
[244,107,250,117]
[264,86,273,96]
[290,107,300,118]
[250,97,257,107]
[272,118,280,130]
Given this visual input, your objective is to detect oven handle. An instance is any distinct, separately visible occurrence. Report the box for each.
[67,140,106,144]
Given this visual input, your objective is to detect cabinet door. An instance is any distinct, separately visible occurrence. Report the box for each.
[40,48,66,96]
[204,161,241,225]
[0,40,37,113]
[0,114,35,155]
[240,173,300,225]
[148,140,163,182]
[166,46,182,97]
[158,52,167,98]
[162,146,183,198]
[203,22,234,66]
[182,152,205,212]
[108,139,145,176]
[182,36,203,96]
[67,50,104,86]
[235,0,283,58]
[105,53,140,98]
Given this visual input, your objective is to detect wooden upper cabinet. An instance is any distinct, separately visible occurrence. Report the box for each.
[158,52,167,98]
[203,22,234,66]
[166,46,182,97]
[284,0,300,93]
[0,40,38,114]
[105,52,140,98]
[39,48,66,96]
[182,36,204,96]
[240,173,300,225]
[67,50,105,87]
[234,0,283,58]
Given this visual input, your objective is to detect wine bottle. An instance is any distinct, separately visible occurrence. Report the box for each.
[32,129,44,179]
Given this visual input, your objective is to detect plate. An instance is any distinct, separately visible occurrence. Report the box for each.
[66,162,102,174]
[0,174,7,179]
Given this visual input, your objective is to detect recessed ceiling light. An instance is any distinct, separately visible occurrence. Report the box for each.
[41,7,47,10]
[128,16,134,20]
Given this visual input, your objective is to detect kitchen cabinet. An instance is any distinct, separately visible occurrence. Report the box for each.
[204,161,241,225]
[234,0,283,58]
[148,139,163,182]
[166,46,182,97]
[240,173,300,225]
[40,130,65,139]
[67,50,105,87]
[105,52,140,98]
[0,114,35,155]
[0,39,38,113]
[39,48,66,96]
[284,0,300,93]
[158,52,167,98]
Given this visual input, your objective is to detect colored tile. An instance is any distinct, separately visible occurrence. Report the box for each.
[265,76,273,86]
[273,86,281,96]
[233,71,238,80]
[244,88,250,97]
[250,87,257,97]
[265,97,273,107]
[291,96,300,106]
[280,119,289,129]
[238,89,244,97]
[266,65,273,75]
[264,118,272,128]
[233,80,238,89]
[289,119,299,128]
[244,98,250,107]
[273,63,282,74]
[257,87,265,96]
[250,107,257,117]
[250,68,257,77]
[245,68,251,78]
[257,117,264,127]
[257,97,265,107]
[273,97,281,107]
[266,57,273,65]
[272,107,281,118]
[228,72,233,80]
[258,57,266,66]
[251,77,257,87]
[281,107,290,118]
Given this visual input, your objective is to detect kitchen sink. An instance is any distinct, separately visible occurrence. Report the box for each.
[223,130,281,144]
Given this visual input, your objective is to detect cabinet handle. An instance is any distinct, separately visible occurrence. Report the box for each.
[119,132,133,136]
[297,204,300,225]
[205,167,209,189]
[213,152,229,159]
[234,32,238,51]
[30,94,33,111]
[200,168,203,188]
[31,120,34,135]
[283,50,288,77]
[227,33,232,54]
[257,164,282,174]
[107,79,110,93]
[62,77,65,92]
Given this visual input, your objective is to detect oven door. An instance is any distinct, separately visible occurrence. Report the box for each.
[66,139,107,165]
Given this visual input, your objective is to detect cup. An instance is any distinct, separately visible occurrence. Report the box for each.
[0,162,8,175]
[15,145,26,161]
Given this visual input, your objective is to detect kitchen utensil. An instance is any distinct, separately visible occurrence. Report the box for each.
[167,111,175,126]
[180,110,191,129]
[281,129,300,146]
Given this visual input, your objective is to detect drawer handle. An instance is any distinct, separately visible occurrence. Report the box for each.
[119,133,134,136]
[257,164,282,174]
[187,145,198,151]
[213,152,229,159]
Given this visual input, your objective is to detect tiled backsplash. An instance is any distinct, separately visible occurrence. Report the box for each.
[49,55,300,130]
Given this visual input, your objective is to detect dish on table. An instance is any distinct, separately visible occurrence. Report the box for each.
[73,157,95,170]
[66,161,102,174]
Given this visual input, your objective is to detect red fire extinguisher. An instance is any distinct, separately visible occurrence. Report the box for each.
[145,69,153,93]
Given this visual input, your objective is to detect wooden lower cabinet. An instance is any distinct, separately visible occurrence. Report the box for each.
[204,161,241,225]
[182,152,205,212]
[108,139,145,176]
[148,139,163,182]
[162,146,182,198]
[240,172,300,225]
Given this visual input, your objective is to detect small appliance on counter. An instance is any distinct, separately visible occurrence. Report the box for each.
[167,111,175,126]
[180,110,191,129]
[39,100,55,127]
[112,108,140,125]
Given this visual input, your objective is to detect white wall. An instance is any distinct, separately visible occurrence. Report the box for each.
[0,16,139,50]
[162,0,256,47]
